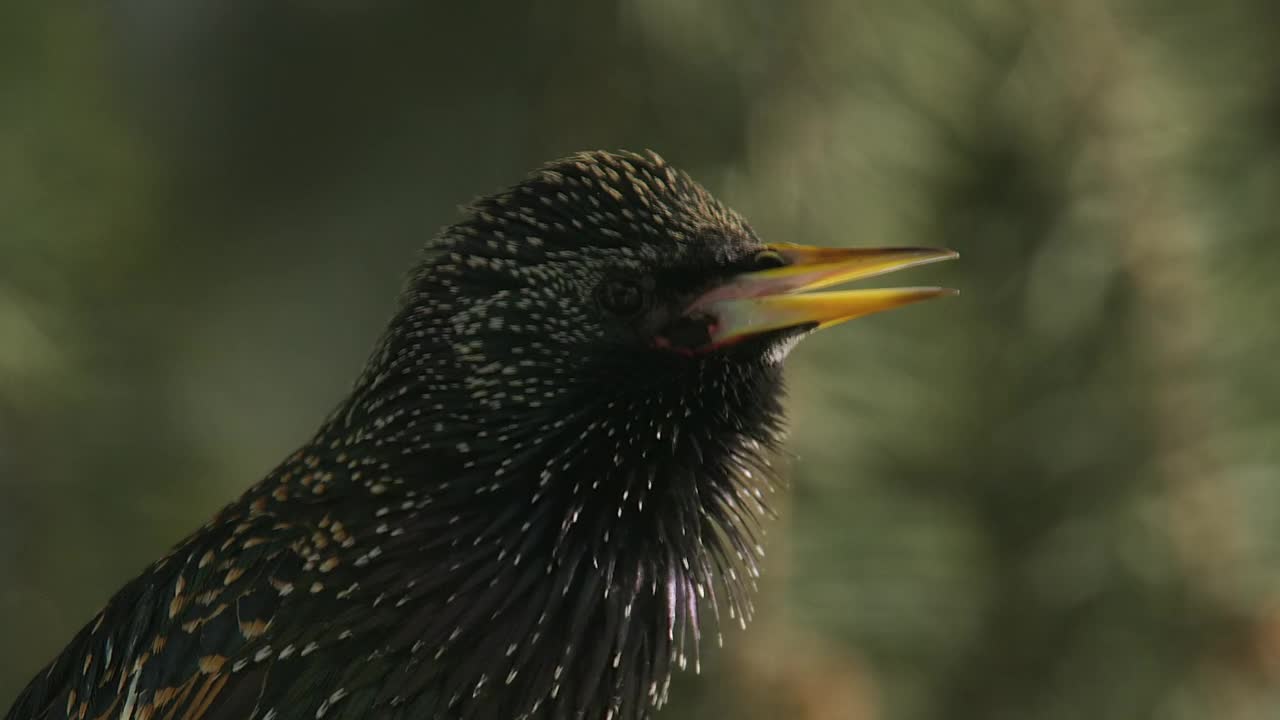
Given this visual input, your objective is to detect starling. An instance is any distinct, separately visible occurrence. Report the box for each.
[5,150,956,720]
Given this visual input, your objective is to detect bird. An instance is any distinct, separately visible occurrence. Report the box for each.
[5,150,956,720]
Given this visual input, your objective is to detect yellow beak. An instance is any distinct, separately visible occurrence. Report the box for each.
[692,244,958,346]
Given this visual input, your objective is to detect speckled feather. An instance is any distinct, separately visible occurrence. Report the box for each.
[6,151,791,720]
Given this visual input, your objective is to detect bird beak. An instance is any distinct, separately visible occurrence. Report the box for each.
[690,244,959,347]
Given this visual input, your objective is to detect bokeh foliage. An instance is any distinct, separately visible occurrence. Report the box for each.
[3,2,1279,718]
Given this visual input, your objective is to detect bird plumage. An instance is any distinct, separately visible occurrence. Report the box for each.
[7,151,795,720]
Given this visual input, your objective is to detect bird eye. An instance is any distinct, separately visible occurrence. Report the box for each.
[751,249,788,270]
[597,278,647,316]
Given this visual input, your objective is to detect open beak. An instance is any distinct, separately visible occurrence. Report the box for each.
[691,244,958,347]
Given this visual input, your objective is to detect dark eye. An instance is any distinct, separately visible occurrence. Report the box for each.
[597,278,647,316]
[751,249,787,270]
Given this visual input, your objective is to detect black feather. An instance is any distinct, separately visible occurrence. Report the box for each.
[6,150,795,720]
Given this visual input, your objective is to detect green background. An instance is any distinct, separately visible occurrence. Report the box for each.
[4,2,1280,718]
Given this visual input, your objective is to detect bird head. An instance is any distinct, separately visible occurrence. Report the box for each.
[365,150,956,429]
[330,150,955,718]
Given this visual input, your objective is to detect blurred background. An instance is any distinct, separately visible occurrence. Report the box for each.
[3,1,1280,718]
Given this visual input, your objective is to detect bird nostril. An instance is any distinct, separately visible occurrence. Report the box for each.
[751,249,788,270]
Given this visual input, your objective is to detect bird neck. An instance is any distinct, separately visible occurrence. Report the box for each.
[263,354,789,717]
